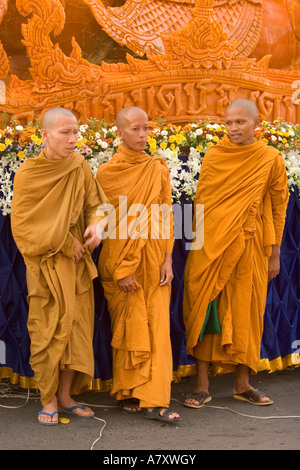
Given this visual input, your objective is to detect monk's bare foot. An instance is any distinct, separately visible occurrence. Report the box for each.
[183,391,211,409]
[120,398,142,413]
[38,396,58,424]
[147,407,180,420]
[232,386,273,405]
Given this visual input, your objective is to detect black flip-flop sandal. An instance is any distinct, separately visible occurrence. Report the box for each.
[143,407,181,424]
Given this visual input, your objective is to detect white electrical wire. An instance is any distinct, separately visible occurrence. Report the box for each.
[90,416,107,450]
[171,397,300,420]
[2,384,300,451]
[0,383,31,408]
[206,404,300,420]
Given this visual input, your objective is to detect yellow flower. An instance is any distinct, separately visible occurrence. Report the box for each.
[282,138,287,144]
[175,133,186,145]
[196,145,203,151]
[168,135,176,143]
[262,138,269,144]
[160,142,167,150]
[5,138,12,146]
[170,143,176,151]
[212,136,219,142]
[0,143,6,151]
[147,136,156,146]
[76,140,84,147]
[35,138,43,146]
[18,150,27,158]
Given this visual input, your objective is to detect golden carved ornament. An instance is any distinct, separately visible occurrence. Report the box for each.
[0,0,9,80]
[84,0,263,58]
[0,0,299,125]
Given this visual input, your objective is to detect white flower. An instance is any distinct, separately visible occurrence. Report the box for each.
[100,141,109,149]
[15,125,24,131]
[206,134,213,140]
[113,138,121,147]
[79,124,88,133]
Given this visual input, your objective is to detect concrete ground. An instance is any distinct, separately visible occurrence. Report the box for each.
[1,367,300,454]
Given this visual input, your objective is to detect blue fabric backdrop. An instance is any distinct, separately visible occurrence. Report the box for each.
[0,189,299,387]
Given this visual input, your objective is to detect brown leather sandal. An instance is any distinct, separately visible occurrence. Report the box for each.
[183,391,212,409]
[233,388,273,405]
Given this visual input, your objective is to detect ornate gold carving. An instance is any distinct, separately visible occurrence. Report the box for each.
[17,0,103,90]
[145,0,235,70]
[0,0,10,80]
[84,0,263,58]
[0,0,298,125]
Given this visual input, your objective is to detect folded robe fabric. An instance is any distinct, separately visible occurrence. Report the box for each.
[96,144,174,408]
[183,135,289,373]
[11,149,105,405]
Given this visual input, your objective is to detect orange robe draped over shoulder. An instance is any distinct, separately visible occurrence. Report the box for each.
[183,136,289,374]
[11,149,104,405]
[96,144,174,408]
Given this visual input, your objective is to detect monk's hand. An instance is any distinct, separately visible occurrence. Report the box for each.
[84,222,102,252]
[160,256,173,286]
[72,238,85,264]
[118,275,138,292]
[268,245,280,281]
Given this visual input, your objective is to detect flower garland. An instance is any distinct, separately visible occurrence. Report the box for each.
[0,116,299,215]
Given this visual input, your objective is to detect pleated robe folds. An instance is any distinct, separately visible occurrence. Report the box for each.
[96,144,174,408]
[11,149,104,405]
[183,136,289,374]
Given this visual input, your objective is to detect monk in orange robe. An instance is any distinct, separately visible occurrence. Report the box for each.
[183,99,289,408]
[11,107,105,424]
[96,106,180,423]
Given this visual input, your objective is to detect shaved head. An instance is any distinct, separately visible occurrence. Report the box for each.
[41,107,77,130]
[116,106,148,130]
[224,99,260,145]
[226,99,258,120]
[116,106,149,152]
[40,107,78,159]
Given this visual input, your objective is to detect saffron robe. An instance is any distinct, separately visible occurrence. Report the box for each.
[96,144,174,408]
[11,149,105,405]
[183,136,289,374]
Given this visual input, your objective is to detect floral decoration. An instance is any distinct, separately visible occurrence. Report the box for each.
[0,116,299,215]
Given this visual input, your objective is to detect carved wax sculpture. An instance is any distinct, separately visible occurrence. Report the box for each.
[0,0,299,125]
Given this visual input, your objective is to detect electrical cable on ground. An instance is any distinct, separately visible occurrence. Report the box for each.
[2,384,300,450]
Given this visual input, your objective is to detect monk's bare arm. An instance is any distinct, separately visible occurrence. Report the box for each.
[82,161,103,252]
[268,244,280,281]
[160,253,174,286]
[72,237,86,263]
[118,275,139,292]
